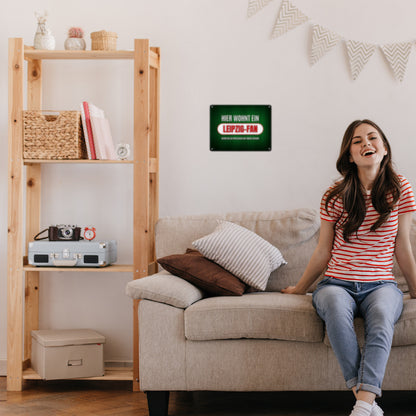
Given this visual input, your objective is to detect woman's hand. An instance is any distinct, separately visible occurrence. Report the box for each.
[395,212,416,299]
[281,286,307,295]
[280,220,334,296]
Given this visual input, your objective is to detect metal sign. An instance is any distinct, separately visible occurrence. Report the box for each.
[210,105,271,151]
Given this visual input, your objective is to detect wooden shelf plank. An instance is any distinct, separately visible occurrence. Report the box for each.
[23,47,160,68]
[24,158,158,171]
[24,159,134,165]
[23,264,134,273]
[24,48,135,60]
[23,366,133,381]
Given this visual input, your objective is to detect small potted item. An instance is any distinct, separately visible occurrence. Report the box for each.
[65,27,86,50]
[34,11,55,50]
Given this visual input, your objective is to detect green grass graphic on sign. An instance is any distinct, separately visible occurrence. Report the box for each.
[210,105,271,151]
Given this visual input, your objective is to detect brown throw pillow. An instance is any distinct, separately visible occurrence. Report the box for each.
[157,249,246,296]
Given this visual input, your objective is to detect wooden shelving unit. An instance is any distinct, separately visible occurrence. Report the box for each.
[22,366,133,381]
[7,38,160,391]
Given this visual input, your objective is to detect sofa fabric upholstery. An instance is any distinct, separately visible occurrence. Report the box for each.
[184,292,323,343]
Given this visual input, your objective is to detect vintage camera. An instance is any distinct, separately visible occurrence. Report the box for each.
[48,225,81,241]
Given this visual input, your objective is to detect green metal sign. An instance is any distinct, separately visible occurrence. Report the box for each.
[210,105,271,151]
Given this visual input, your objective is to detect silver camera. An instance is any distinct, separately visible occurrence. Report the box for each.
[50,225,81,241]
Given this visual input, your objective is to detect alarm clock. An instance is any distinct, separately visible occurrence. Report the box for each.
[116,143,130,160]
[83,226,96,241]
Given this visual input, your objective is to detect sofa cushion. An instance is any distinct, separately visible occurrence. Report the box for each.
[192,221,287,291]
[157,249,246,296]
[184,292,324,343]
[156,209,320,292]
[323,296,416,348]
[125,272,204,309]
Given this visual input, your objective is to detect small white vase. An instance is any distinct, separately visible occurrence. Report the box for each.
[34,33,56,50]
[64,37,86,51]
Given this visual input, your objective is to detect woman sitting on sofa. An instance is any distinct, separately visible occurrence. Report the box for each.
[282,119,416,416]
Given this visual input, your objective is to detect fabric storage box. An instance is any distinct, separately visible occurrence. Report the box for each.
[31,329,105,380]
[23,110,87,160]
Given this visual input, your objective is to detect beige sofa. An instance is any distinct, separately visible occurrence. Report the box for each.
[126,208,416,416]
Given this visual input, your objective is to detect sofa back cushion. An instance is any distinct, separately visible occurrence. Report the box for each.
[156,208,320,291]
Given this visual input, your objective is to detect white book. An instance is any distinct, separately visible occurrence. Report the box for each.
[91,116,116,160]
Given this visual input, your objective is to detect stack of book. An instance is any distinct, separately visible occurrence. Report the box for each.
[80,102,117,160]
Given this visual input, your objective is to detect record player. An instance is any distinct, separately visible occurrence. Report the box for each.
[28,240,117,267]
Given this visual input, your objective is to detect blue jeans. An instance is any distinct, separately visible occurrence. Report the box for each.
[312,277,403,397]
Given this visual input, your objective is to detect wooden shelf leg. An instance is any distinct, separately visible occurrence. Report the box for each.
[7,37,24,392]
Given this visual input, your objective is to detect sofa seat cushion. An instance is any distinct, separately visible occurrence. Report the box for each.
[184,292,324,343]
[323,297,416,348]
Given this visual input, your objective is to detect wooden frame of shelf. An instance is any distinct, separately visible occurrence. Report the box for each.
[23,264,135,273]
[23,366,133,381]
[7,38,160,391]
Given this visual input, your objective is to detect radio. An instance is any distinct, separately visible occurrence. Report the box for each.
[28,240,117,267]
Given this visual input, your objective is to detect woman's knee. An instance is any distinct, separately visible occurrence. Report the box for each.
[362,285,403,324]
[313,285,356,318]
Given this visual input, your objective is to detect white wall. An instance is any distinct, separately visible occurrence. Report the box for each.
[2,0,416,370]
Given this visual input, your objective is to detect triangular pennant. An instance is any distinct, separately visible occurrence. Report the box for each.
[380,42,412,82]
[346,40,376,80]
[271,0,308,39]
[247,0,275,18]
[310,24,341,65]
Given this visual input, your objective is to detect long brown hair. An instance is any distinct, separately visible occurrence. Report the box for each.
[325,119,401,242]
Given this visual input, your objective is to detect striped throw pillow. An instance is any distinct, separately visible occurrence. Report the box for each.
[192,221,287,291]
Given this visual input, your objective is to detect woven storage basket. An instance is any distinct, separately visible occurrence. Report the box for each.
[90,30,118,51]
[23,111,87,160]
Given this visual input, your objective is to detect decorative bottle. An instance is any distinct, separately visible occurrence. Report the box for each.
[33,11,55,50]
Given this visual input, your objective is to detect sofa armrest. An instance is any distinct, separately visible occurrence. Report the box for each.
[125,271,204,308]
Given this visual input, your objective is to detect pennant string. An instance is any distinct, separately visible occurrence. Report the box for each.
[248,0,414,81]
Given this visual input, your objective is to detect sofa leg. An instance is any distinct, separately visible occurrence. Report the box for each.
[146,391,170,416]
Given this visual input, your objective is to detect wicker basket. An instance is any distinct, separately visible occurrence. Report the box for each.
[90,30,118,51]
[23,111,87,160]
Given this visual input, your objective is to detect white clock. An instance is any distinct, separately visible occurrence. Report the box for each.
[116,143,131,160]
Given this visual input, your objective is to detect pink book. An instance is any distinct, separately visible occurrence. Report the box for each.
[80,102,91,159]
[82,101,97,159]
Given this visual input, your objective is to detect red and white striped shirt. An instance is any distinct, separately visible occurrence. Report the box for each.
[320,174,416,282]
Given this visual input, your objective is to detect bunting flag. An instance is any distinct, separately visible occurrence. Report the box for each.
[248,0,416,81]
[346,40,377,80]
[310,24,341,65]
[271,0,308,39]
[247,0,275,18]
[380,42,412,82]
